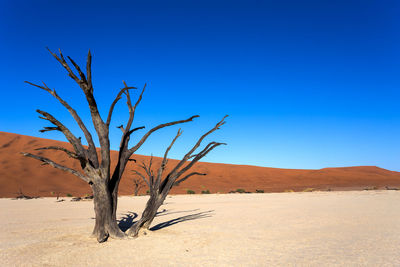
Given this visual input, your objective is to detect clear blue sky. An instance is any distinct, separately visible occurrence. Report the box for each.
[1,0,399,171]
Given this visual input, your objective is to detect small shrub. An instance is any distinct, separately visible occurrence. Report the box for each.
[201,189,210,194]
[187,189,195,194]
[302,188,314,192]
[66,193,73,197]
[364,186,378,191]
[255,189,264,193]
[385,186,399,191]
[236,188,246,193]
[228,190,236,193]
[146,190,150,195]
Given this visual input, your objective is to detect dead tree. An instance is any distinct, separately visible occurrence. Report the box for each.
[133,177,145,196]
[22,48,198,242]
[127,116,227,237]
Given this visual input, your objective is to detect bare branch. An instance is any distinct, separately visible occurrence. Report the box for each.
[35,146,80,159]
[174,172,206,186]
[175,142,226,178]
[156,129,182,184]
[21,152,89,183]
[39,126,61,133]
[124,88,134,131]
[168,115,228,176]
[109,83,146,193]
[67,56,87,84]
[139,157,153,180]
[106,81,137,127]
[25,80,99,167]
[86,50,92,88]
[24,81,52,93]
[132,170,150,187]
[36,109,86,158]
[132,84,146,117]
[128,115,199,155]
[46,47,80,84]
[127,126,145,136]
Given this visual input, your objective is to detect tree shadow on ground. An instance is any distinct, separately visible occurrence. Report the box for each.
[150,210,214,231]
[117,209,213,232]
[118,211,138,232]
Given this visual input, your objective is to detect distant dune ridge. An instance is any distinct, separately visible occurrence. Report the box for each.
[1,131,400,198]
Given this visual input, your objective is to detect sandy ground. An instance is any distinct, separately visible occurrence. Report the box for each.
[1,191,400,266]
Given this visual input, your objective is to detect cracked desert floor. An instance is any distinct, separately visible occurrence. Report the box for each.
[1,191,400,266]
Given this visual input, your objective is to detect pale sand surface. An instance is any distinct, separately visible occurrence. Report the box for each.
[1,191,400,266]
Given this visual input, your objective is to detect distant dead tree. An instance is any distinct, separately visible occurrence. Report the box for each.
[133,177,145,196]
[22,48,226,243]
[128,117,226,237]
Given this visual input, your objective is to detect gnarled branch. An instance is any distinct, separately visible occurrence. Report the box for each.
[36,109,86,159]
[21,152,89,183]
[25,81,99,167]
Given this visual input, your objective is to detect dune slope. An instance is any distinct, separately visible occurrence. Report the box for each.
[1,131,400,197]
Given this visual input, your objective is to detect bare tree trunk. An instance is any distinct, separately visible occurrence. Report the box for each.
[110,161,126,222]
[91,181,125,242]
[127,192,165,236]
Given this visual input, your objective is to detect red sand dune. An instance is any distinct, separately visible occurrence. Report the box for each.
[1,131,400,198]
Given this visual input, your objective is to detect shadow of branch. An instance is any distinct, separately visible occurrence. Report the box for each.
[118,211,138,232]
[155,208,200,217]
[150,210,214,231]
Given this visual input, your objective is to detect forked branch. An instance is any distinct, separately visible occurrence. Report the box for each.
[106,81,137,127]
[168,115,228,177]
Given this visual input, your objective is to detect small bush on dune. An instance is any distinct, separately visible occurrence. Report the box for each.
[187,190,195,194]
[201,189,210,194]
[236,188,246,193]
[255,189,264,193]
[66,193,73,197]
